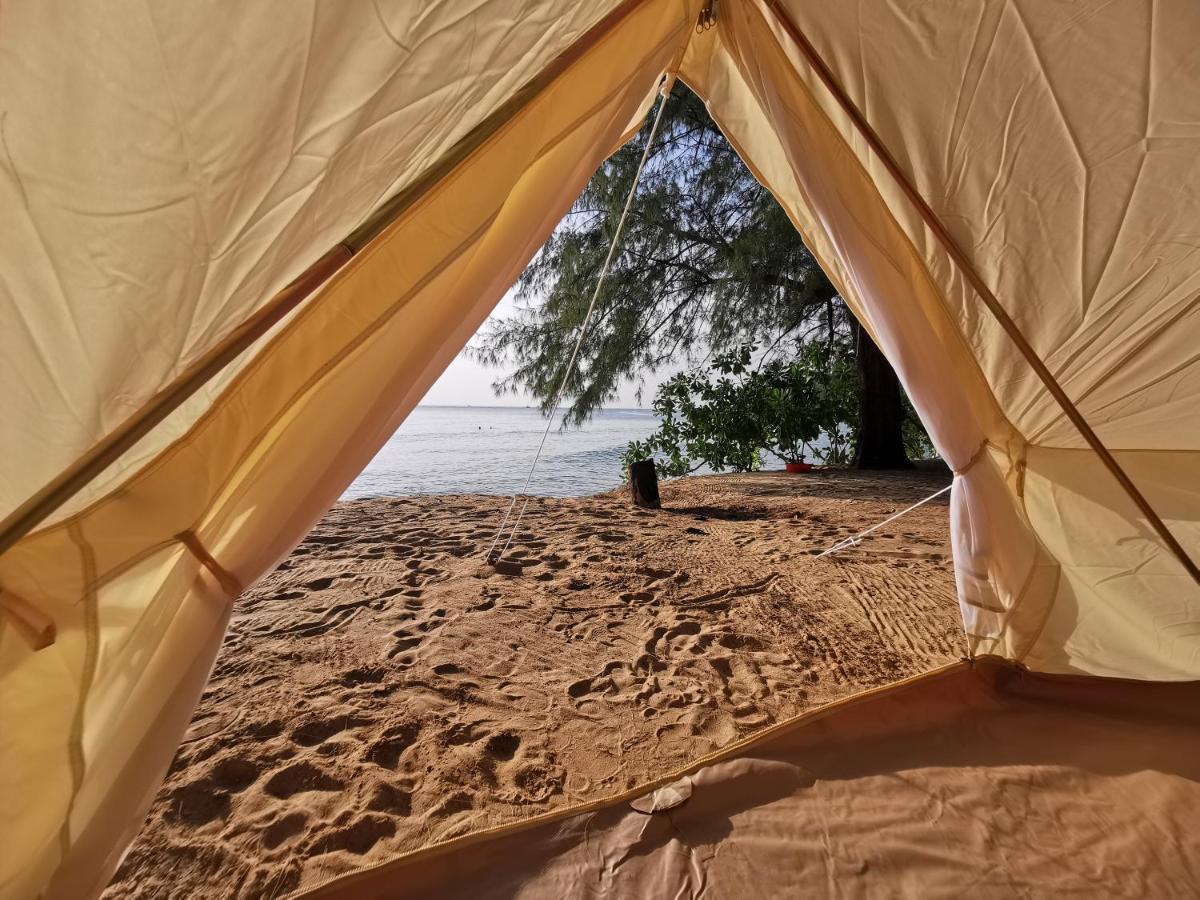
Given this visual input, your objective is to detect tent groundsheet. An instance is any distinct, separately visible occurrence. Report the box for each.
[301,658,1200,898]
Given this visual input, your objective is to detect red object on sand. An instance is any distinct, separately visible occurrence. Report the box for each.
[785,462,812,473]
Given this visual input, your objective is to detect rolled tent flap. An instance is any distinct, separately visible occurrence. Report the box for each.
[0,1,699,895]
[2,0,1200,897]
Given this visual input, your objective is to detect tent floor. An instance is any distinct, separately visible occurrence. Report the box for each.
[301,658,1200,898]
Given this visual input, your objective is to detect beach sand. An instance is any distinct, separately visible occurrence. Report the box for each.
[106,469,961,898]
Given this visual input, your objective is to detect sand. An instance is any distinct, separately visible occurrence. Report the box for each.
[105,469,961,898]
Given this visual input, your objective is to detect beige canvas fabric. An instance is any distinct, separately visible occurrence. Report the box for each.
[0,1,699,896]
[0,0,631,525]
[2,0,1199,897]
[299,659,1200,898]
[675,1,1200,677]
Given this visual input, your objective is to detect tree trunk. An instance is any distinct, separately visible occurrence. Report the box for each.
[628,459,661,508]
[851,318,913,469]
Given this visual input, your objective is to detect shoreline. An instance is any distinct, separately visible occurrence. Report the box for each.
[108,470,959,898]
[342,457,951,504]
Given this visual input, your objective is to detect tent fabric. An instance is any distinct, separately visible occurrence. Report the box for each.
[0,0,636,525]
[676,1,1200,678]
[1,0,1199,896]
[298,658,1200,898]
[0,1,699,896]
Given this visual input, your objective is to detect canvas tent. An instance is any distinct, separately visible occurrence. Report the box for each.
[1,0,1198,897]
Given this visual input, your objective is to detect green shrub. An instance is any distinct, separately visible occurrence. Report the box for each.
[623,341,857,477]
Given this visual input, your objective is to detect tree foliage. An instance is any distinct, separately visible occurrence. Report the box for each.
[623,341,858,477]
[623,340,931,477]
[470,84,844,426]
[471,81,931,469]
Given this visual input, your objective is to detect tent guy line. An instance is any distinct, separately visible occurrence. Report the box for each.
[815,483,953,559]
[485,77,674,568]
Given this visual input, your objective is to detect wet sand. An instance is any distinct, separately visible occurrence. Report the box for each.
[106,469,961,898]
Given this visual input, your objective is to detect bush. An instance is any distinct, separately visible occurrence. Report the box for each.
[623,341,858,477]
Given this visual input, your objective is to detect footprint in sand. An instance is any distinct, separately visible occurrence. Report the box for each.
[367,783,413,816]
[290,714,373,747]
[308,814,395,856]
[387,631,423,658]
[163,780,231,827]
[365,722,421,769]
[261,811,308,850]
[263,761,344,799]
[208,757,262,792]
[483,732,520,761]
[340,666,387,687]
[508,762,566,803]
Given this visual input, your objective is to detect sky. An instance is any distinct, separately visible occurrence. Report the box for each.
[420,289,676,409]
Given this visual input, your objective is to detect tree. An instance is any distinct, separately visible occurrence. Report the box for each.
[471,83,919,468]
[852,320,914,469]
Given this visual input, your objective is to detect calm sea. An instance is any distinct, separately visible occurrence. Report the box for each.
[342,406,661,499]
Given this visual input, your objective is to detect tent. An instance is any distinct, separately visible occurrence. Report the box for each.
[1,0,1198,896]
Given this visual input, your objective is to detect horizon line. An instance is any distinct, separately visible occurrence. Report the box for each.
[416,402,653,411]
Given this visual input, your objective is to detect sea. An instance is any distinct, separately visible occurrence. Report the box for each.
[342,405,661,500]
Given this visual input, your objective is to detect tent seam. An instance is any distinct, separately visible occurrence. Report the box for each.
[58,522,100,860]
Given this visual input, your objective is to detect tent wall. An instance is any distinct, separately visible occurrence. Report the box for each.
[680,0,1200,678]
[0,2,699,896]
[0,0,630,526]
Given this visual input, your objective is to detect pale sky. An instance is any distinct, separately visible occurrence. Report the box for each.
[420,289,676,408]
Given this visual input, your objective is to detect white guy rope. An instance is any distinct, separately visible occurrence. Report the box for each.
[485,81,673,564]
[815,483,952,558]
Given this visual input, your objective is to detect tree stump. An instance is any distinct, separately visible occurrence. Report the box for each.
[628,459,661,509]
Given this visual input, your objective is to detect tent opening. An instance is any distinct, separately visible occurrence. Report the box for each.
[102,77,963,897]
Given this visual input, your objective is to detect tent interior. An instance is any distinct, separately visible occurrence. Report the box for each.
[2,0,1199,897]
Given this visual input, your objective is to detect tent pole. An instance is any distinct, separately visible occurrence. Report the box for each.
[762,0,1200,586]
[0,0,653,558]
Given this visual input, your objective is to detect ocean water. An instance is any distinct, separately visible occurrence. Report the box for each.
[342,406,661,499]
